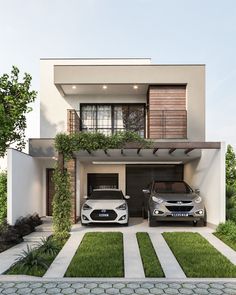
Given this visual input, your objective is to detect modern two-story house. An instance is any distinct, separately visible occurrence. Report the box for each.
[7,58,225,227]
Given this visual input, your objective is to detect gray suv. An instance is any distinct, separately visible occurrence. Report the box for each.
[143,181,206,227]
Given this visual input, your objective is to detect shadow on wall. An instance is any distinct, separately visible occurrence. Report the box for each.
[40,104,65,138]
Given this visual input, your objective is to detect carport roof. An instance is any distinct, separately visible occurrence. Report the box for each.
[28,139,221,164]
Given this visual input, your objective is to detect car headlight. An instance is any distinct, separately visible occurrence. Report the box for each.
[194,196,202,204]
[83,203,92,210]
[152,196,163,204]
[116,203,127,210]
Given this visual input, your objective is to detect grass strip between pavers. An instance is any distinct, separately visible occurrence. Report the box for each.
[6,236,68,277]
[65,232,124,277]
[136,232,164,277]
[214,232,236,252]
[163,232,236,278]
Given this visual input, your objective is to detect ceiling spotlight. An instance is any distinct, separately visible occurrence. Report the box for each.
[133,85,138,89]
[72,85,77,89]
[103,85,107,89]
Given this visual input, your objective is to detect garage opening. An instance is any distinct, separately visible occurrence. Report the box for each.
[87,173,119,196]
[126,165,184,217]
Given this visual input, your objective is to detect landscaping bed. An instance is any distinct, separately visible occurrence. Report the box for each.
[65,232,123,277]
[214,220,236,251]
[163,232,236,277]
[0,214,42,253]
[6,235,67,276]
[136,232,164,277]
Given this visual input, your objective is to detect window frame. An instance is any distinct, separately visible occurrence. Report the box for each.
[80,103,146,137]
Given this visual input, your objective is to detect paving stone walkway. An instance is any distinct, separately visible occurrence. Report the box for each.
[0,280,236,294]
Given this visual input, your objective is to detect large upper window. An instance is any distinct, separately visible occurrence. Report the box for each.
[80,104,145,137]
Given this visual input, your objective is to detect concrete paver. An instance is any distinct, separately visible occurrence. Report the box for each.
[200,232,236,265]
[43,232,84,278]
[123,233,145,279]
[0,280,235,294]
[149,233,186,279]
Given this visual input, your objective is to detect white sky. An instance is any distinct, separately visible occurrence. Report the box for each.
[0,0,236,149]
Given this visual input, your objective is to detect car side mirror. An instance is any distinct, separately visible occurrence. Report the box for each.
[124,195,130,200]
[84,195,88,199]
[195,189,200,195]
[142,189,150,194]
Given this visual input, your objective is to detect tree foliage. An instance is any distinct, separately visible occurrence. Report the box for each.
[226,144,236,187]
[0,171,7,224]
[0,66,37,156]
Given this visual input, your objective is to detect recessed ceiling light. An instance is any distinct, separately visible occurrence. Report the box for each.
[133,85,138,89]
[72,85,77,89]
[103,85,107,89]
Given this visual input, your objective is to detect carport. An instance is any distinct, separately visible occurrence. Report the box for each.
[72,141,225,226]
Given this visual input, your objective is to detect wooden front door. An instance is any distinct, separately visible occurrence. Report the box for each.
[46,169,55,216]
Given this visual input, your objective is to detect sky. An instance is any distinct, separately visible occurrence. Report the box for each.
[0,0,236,147]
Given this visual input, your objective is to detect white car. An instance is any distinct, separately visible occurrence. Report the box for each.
[81,189,130,226]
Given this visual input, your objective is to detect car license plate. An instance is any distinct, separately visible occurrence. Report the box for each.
[99,213,109,217]
[171,213,189,217]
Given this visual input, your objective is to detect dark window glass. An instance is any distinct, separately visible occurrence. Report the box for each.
[154,182,192,193]
[81,104,145,137]
[90,190,124,200]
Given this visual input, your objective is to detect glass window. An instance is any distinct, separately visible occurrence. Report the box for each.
[81,104,145,137]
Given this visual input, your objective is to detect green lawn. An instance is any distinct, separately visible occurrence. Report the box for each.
[136,232,164,277]
[214,232,236,252]
[6,236,67,277]
[65,232,124,277]
[163,232,236,277]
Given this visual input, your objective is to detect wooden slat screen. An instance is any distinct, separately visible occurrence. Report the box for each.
[148,85,187,139]
[67,109,80,134]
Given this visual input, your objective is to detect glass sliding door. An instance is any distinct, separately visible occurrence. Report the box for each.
[97,105,112,135]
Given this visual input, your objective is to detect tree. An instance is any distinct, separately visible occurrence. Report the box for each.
[226,144,236,187]
[0,171,7,224]
[0,66,37,157]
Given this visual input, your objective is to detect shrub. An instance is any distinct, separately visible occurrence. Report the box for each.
[52,167,71,240]
[13,245,48,273]
[37,237,61,256]
[0,171,7,224]
[0,221,22,245]
[216,220,236,242]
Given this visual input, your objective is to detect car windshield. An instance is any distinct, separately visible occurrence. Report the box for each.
[89,190,124,200]
[154,182,192,194]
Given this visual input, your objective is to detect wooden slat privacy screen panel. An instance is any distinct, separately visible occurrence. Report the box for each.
[148,85,187,139]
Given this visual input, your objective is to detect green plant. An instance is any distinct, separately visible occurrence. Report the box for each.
[226,185,236,221]
[52,167,71,239]
[55,131,152,160]
[0,66,37,156]
[13,245,48,273]
[226,145,236,187]
[0,171,7,224]
[37,237,61,256]
[215,220,236,241]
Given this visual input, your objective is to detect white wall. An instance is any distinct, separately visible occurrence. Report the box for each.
[7,149,43,225]
[184,143,226,227]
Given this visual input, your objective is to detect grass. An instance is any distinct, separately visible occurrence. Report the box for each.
[214,232,236,251]
[65,232,123,277]
[136,232,164,277]
[214,220,236,252]
[163,232,236,278]
[6,236,67,276]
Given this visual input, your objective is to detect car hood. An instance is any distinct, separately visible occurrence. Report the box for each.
[153,193,198,201]
[84,199,127,209]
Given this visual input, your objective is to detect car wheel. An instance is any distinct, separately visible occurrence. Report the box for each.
[148,210,156,227]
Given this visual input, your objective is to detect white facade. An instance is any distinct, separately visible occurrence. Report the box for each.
[7,58,225,227]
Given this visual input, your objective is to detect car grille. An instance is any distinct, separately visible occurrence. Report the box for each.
[166,206,194,212]
[90,210,117,221]
[166,201,192,204]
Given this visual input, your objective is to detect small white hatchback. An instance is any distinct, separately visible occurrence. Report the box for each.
[81,189,130,226]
